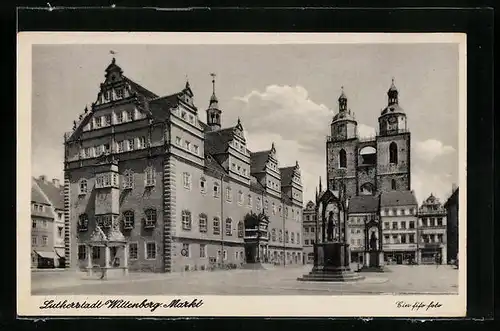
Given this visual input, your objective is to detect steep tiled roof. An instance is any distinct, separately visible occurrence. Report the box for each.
[33,178,64,210]
[380,191,418,207]
[31,182,50,205]
[205,155,227,178]
[279,166,295,186]
[250,150,270,174]
[123,76,158,100]
[444,187,459,208]
[249,176,265,194]
[205,127,235,155]
[149,93,179,122]
[348,195,379,213]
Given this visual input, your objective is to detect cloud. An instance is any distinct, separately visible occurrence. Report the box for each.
[415,139,455,162]
[412,170,455,204]
[232,85,332,202]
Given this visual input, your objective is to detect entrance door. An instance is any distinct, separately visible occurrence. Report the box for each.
[396,254,403,265]
[245,244,256,263]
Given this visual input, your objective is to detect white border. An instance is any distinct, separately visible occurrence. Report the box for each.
[17,32,467,317]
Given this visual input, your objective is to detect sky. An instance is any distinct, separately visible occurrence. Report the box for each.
[31,43,459,205]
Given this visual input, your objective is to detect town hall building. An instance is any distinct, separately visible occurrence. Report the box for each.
[63,58,304,273]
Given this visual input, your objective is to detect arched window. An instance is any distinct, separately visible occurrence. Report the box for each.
[389,142,398,164]
[391,179,397,190]
[339,149,347,168]
[123,210,134,229]
[182,210,192,231]
[78,213,88,231]
[225,218,233,236]
[79,179,88,195]
[237,221,244,238]
[360,183,374,195]
[199,213,207,232]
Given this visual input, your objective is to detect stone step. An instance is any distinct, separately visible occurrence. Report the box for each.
[297,271,365,282]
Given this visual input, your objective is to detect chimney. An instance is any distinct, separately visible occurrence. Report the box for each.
[52,178,60,187]
[39,175,46,182]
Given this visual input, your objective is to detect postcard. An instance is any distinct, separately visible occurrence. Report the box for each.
[18,32,466,317]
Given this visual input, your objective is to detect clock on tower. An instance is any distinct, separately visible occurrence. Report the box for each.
[387,115,397,131]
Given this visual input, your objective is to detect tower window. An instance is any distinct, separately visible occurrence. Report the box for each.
[389,142,398,164]
[338,149,347,168]
[391,179,397,190]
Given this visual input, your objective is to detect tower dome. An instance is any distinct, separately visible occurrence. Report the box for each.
[330,86,357,141]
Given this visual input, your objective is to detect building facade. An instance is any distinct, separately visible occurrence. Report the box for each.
[63,59,303,273]
[418,193,447,264]
[302,201,318,263]
[380,191,419,264]
[444,186,459,264]
[347,195,380,266]
[326,81,411,199]
[31,176,65,268]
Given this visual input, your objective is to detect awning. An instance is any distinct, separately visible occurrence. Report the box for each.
[35,250,57,259]
[54,248,65,258]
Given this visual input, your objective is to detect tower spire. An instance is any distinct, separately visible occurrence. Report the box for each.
[388,77,399,105]
[338,86,347,112]
[319,176,323,193]
[206,73,221,131]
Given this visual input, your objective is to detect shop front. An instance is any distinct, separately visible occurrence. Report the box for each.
[384,251,417,265]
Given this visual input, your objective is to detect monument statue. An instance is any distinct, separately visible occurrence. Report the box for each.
[369,231,378,251]
[327,210,334,242]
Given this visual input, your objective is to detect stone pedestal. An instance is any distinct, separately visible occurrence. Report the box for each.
[358,250,388,273]
[298,242,364,282]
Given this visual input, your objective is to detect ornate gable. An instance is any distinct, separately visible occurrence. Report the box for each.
[90,225,108,243]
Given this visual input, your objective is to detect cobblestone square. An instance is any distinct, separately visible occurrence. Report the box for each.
[32,264,458,296]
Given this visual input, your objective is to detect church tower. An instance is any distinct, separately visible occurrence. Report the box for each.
[206,73,221,131]
[326,87,359,198]
[376,78,411,193]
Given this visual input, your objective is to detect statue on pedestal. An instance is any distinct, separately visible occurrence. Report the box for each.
[369,231,378,251]
[327,210,334,242]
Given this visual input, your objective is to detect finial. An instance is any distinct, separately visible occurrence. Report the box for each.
[296,160,299,167]
[237,117,241,125]
[210,72,216,95]
[392,77,395,84]
[72,120,76,130]
[319,176,322,193]
[84,106,88,113]
[271,142,275,151]
[185,75,190,89]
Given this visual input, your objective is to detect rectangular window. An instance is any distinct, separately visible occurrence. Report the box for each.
[400,221,406,229]
[199,214,207,233]
[137,136,147,149]
[182,243,190,258]
[128,139,135,151]
[146,242,156,260]
[129,243,138,260]
[384,235,390,243]
[225,219,232,236]
[116,88,124,98]
[91,246,100,259]
[183,172,192,189]
[116,112,123,123]
[384,222,389,229]
[392,222,398,229]
[78,245,86,260]
[437,218,443,226]
[213,183,220,198]
[193,145,199,155]
[409,234,415,243]
[57,213,63,220]
[200,179,206,193]
[145,167,156,187]
[175,136,181,146]
[409,221,415,229]
[42,220,47,228]
[200,244,206,258]
[95,117,102,128]
[401,235,407,244]
[213,218,220,235]
[127,110,134,122]
[285,231,289,243]
[58,226,63,238]
[31,236,37,246]
[437,234,443,243]
[105,114,112,126]
[32,220,36,228]
[185,141,191,151]
[392,235,398,243]
[182,210,192,231]
[116,140,124,153]
[304,239,309,245]
[225,187,232,202]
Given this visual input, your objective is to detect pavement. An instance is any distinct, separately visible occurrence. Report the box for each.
[31,264,459,296]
